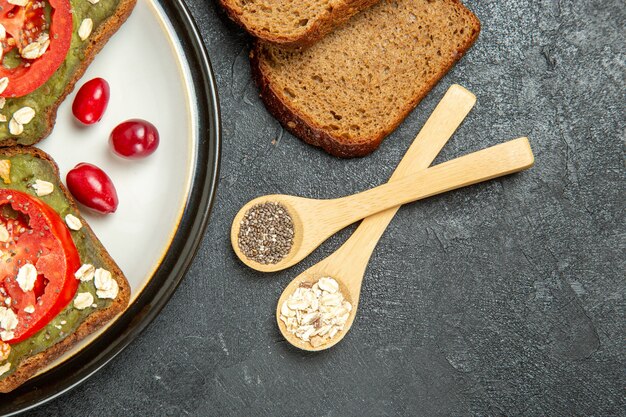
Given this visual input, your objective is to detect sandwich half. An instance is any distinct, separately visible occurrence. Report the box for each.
[0,146,129,393]
[0,0,137,146]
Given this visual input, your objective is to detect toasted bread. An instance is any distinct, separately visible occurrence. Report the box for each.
[0,147,130,393]
[219,0,381,48]
[0,0,137,147]
[251,0,480,157]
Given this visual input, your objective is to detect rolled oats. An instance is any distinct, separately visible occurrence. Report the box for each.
[16,263,37,292]
[74,292,94,310]
[0,362,10,377]
[279,277,352,347]
[32,179,54,196]
[0,78,8,95]
[94,268,118,299]
[0,341,9,362]
[20,34,49,60]
[0,224,8,242]
[79,18,93,41]
[8,118,23,136]
[75,264,95,281]
[12,107,35,125]
[65,214,82,231]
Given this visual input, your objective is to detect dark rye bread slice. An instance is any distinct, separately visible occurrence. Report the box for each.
[251,0,480,157]
[0,147,130,393]
[0,0,137,147]
[220,0,381,47]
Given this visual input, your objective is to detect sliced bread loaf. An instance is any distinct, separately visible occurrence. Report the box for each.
[220,0,381,47]
[250,0,480,157]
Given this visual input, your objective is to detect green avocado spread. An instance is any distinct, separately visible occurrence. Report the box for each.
[0,154,115,381]
[0,0,122,145]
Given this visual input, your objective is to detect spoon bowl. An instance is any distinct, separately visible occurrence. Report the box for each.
[275,256,360,351]
[230,195,310,272]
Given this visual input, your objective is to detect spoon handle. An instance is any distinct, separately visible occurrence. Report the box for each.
[321,85,476,282]
[329,137,534,223]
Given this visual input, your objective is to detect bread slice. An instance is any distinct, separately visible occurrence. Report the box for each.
[0,0,137,147]
[251,0,480,157]
[219,0,381,47]
[0,147,130,393]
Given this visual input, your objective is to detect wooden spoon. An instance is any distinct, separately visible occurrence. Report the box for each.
[275,84,477,350]
[232,137,534,272]
[277,137,534,350]
[274,84,475,350]
[233,177,454,271]
[232,85,477,273]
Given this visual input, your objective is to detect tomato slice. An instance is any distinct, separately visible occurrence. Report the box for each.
[0,189,80,344]
[0,0,72,98]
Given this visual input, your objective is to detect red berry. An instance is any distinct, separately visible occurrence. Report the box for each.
[72,78,110,125]
[66,163,118,214]
[109,119,160,159]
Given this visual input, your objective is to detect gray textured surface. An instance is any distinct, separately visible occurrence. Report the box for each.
[34,0,625,415]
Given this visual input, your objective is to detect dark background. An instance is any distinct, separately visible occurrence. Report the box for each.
[35,0,625,415]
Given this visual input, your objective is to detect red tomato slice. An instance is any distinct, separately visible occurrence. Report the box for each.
[0,189,80,344]
[0,0,72,98]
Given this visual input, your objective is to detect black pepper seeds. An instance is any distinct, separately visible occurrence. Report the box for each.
[238,202,294,264]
